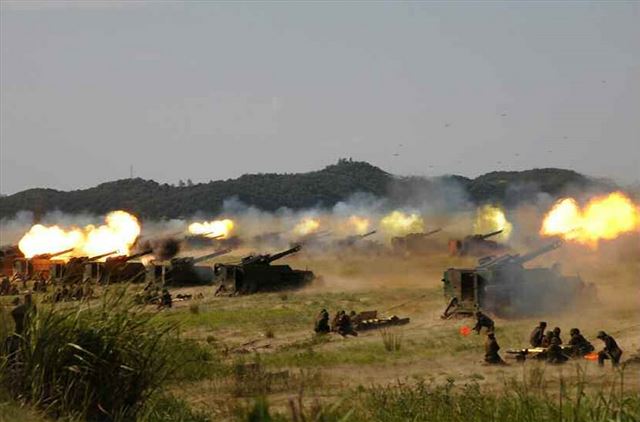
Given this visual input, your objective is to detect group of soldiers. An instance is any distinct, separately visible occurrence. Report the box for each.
[314,309,358,337]
[477,314,623,366]
[134,282,173,309]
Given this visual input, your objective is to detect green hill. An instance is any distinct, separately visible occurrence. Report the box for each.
[0,160,609,219]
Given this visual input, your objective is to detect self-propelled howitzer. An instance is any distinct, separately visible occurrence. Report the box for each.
[214,245,314,295]
[163,248,232,286]
[448,229,507,256]
[391,228,442,256]
[442,240,592,318]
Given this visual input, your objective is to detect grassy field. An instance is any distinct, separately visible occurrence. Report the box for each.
[1,248,639,421]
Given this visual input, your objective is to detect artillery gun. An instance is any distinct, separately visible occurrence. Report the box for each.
[160,248,232,286]
[11,248,74,279]
[448,230,507,257]
[335,230,377,248]
[441,240,592,318]
[89,249,153,284]
[0,245,23,277]
[50,250,117,283]
[214,245,315,295]
[391,228,442,256]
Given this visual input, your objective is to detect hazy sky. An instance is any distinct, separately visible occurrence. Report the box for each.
[1,1,638,195]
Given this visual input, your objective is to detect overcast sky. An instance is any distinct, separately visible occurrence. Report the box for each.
[1,1,638,195]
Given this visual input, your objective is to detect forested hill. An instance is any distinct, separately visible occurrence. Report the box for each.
[0,160,609,219]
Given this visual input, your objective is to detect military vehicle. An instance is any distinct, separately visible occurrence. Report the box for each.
[0,245,22,277]
[87,249,153,284]
[214,245,314,295]
[391,228,442,256]
[441,240,591,318]
[151,248,232,286]
[11,248,74,279]
[448,230,507,257]
[335,230,377,248]
[182,233,222,249]
[49,251,117,283]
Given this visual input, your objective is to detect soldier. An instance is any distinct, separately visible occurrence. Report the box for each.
[546,336,569,364]
[530,321,547,347]
[596,331,623,367]
[553,327,563,344]
[0,276,10,295]
[331,310,344,332]
[473,310,495,334]
[541,330,555,348]
[160,288,173,309]
[11,293,36,335]
[568,328,594,357]
[336,311,358,337]
[484,333,505,364]
[314,309,330,334]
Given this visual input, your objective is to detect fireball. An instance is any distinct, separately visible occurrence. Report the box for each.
[473,205,512,241]
[540,192,640,247]
[83,211,141,256]
[17,210,141,258]
[293,217,320,236]
[188,219,235,239]
[18,225,83,258]
[380,211,424,236]
[347,215,371,235]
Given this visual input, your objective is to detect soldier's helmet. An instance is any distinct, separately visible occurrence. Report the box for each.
[570,328,579,335]
[596,331,607,339]
[553,327,561,334]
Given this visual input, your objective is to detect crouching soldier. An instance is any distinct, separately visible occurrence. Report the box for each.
[314,309,330,334]
[568,328,594,357]
[484,333,505,365]
[596,331,622,367]
[336,311,358,337]
[546,336,569,364]
[473,311,495,334]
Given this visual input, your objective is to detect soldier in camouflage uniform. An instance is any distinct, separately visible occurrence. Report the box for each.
[314,309,330,334]
[568,328,594,357]
[530,321,547,347]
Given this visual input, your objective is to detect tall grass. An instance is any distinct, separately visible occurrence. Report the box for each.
[235,365,640,422]
[0,288,179,421]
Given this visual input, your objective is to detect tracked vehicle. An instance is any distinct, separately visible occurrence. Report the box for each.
[87,249,153,284]
[391,228,442,255]
[150,248,232,286]
[448,230,507,256]
[214,245,314,295]
[50,250,117,283]
[442,240,592,318]
[11,248,74,279]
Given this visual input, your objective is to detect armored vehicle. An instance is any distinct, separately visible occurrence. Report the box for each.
[391,228,441,256]
[448,230,507,257]
[0,245,23,277]
[50,251,117,283]
[153,248,232,286]
[88,249,153,284]
[11,248,74,279]
[214,245,314,295]
[335,230,377,248]
[442,240,591,318]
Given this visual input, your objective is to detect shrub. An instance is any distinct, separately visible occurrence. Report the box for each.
[0,288,178,421]
[380,329,403,352]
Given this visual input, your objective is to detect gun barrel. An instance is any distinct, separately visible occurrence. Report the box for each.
[480,229,503,239]
[360,230,377,238]
[192,248,232,264]
[422,228,442,237]
[87,250,118,262]
[515,240,563,265]
[35,248,75,259]
[267,244,302,263]
[125,249,153,261]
